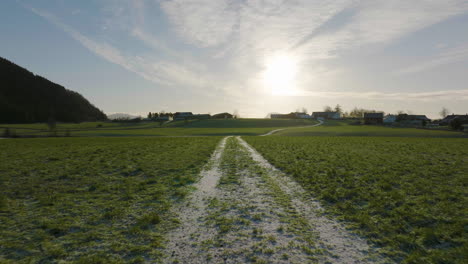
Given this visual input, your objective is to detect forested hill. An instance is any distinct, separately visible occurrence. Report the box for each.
[0,57,107,123]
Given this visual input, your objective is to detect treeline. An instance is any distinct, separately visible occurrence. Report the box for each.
[147,112,174,119]
[0,57,107,123]
[322,105,384,118]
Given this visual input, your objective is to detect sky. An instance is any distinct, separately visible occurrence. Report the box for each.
[1,0,468,118]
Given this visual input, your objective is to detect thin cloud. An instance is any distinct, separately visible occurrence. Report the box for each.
[20,0,468,114]
[300,89,468,101]
[25,5,224,95]
[396,44,468,75]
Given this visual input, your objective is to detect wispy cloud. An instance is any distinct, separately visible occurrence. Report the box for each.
[20,0,468,116]
[299,89,468,101]
[26,4,225,94]
[396,44,468,75]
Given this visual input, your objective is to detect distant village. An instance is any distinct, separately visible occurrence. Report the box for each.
[114,112,237,122]
[112,106,468,131]
[270,105,468,130]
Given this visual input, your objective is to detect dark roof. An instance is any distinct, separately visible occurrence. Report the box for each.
[397,114,431,121]
[174,112,193,115]
[442,114,468,121]
[213,112,233,117]
[364,113,383,118]
[312,112,338,115]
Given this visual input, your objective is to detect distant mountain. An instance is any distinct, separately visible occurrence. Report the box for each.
[0,57,107,123]
[107,113,139,120]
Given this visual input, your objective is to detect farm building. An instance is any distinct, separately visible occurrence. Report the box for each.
[396,114,431,126]
[271,112,310,119]
[173,112,193,121]
[383,115,397,124]
[212,112,234,119]
[439,114,468,126]
[364,113,384,124]
[155,116,172,121]
[193,114,211,120]
[311,112,340,120]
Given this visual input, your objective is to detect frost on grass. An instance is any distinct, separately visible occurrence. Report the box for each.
[164,136,390,264]
[238,137,390,264]
[163,137,228,263]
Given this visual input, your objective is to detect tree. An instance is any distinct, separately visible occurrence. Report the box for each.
[2,128,10,138]
[450,118,463,130]
[439,107,450,118]
[0,57,107,123]
[47,117,56,131]
[233,109,240,119]
[334,104,342,114]
[148,112,152,119]
[396,110,405,115]
[323,105,333,112]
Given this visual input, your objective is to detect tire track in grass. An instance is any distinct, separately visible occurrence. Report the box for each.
[237,137,391,264]
[164,136,390,263]
[202,137,321,263]
[260,120,323,136]
[163,136,229,263]
[164,137,322,263]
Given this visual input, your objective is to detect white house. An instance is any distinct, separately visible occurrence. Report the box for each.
[383,115,397,124]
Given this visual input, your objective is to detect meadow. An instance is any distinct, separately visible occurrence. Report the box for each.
[1,118,318,137]
[0,137,220,263]
[274,120,467,138]
[1,119,466,263]
[244,136,468,263]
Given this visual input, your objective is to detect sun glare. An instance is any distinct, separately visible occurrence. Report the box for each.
[262,53,298,95]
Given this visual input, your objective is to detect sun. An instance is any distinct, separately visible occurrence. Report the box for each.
[262,53,298,95]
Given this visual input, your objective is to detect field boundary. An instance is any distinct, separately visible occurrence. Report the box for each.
[260,120,323,136]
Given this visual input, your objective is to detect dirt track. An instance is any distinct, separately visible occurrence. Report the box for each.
[163,136,389,263]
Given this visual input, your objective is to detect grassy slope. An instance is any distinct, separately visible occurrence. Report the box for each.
[0,137,220,263]
[1,119,318,137]
[275,120,467,138]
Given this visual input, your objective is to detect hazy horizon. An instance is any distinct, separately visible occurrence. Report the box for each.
[2,0,468,119]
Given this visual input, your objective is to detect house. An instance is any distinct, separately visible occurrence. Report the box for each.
[271,112,310,119]
[396,114,431,126]
[312,112,341,120]
[271,113,291,119]
[295,112,312,119]
[173,112,193,121]
[383,115,397,124]
[194,114,211,120]
[212,112,233,119]
[155,115,172,121]
[364,113,383,125]
[439,114,468,126]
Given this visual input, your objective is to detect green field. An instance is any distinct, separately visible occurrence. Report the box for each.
[1,118,318,137]
[0,137,220,263]
[1,120,466,263]
[244,136,468,263]
[275,120,467,138]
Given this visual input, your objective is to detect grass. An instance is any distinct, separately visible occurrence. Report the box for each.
[0,137,220,263]
[244,136,468,263]
[0,118,318,137]
[166,118,318,128]
[275,120,467,138]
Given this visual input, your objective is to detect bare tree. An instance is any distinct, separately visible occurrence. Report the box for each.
[334,104,342,113]
[233,109,240,119]
[323,105,333,112]
[396,110,405,115]
[439,107,450,118]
